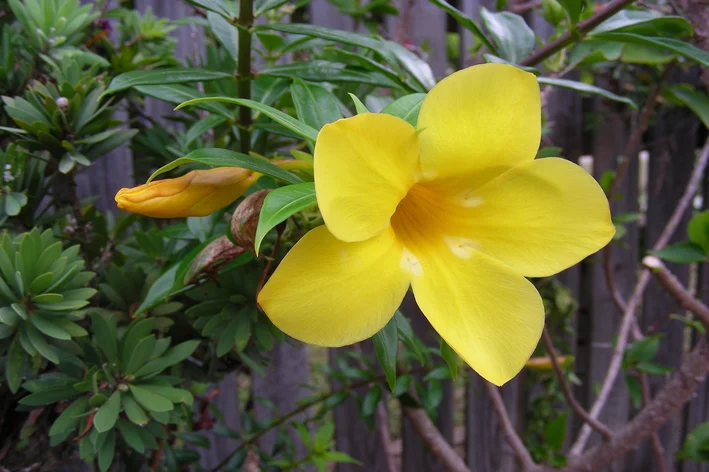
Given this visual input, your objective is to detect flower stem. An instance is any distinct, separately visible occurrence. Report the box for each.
[237,0,254,154]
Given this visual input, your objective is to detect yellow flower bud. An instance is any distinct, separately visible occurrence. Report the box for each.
[115,167,261,218]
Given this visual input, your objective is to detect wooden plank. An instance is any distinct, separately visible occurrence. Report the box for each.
[466,374,524,472]
[309,0,353,29]
[199,373,243,470]
[634,90,699,471]
[580,97,636,471]
[330,342,390,472]
[401,294,456,472]
[252,341,313,457]
[682,260,709,472]
[385,0,448,77]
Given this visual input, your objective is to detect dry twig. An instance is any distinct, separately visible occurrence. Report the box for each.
[484,382,536,471]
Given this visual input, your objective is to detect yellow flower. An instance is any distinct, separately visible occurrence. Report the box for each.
[258,63,614,386]
[115,167,261,218]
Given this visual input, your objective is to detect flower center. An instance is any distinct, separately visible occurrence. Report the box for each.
[391,183,480,272]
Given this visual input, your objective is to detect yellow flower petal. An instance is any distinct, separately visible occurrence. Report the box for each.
[463,158,615,277]
[115,167,260,218]
[410,248,545,386]
[314,114,420,243]
[258,225,410,347]
[417,63,541,186]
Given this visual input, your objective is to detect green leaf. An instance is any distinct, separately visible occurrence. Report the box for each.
[98,429,115,472]
[394,311,426,364]
[592,10,692,37]
[362,385,382,417]
[381,93,426,127]
[427,0,498,54]
[255,0,290,15]
[116,419,145,453]
[652,241,707,263]
[291,79,343,130]
[557,0,582,24]
[134,85,233,118]
[372,316,398,391]
[254,182,317,254]
[30,313,71,340]
[257,23,395,62]
[184,0,232,19]
[678,422,709,462]
[208,11,239,60]
[636,361,673,375]
[6,335,25,393]
[126,335,157,375]
[625,374,642,409]
[688,210,709,253]
[25,324,59,363]
[129,385,174,412]
[19,387,77,406]
[122,394,149,425]
[49,397,89,437]
[545,414,567,451]
[91,312,118,363]
[134,340,200,377]
[537,77,637,109]
[184,115,227,147]
[348,93,370,114]
[665,85,709,130]
[147,148,302,186]
[103,69,233,96]
[94,391,121,433]
[261,61,402,90]
[591,33,709,69]
[481,8,534,64]
[440,339,458,381]
[176,98,318,144]
[627,335,661,364]
[134,265,178,316]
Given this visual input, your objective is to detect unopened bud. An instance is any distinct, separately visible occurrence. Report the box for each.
[230,189,270,250]
[56,97,69,109]
[117,383,129,392]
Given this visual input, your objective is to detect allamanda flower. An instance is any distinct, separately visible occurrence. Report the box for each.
[258,64,614,386]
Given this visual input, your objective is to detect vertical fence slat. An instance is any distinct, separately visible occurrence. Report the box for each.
[330,342,390,472]
[199,373,242,470]
[386,0,448,76]
[252,342,313,457]
[581,98,636,469]
[401,297,456,472]
[466,374,523,472]
[634,93,700,471]
[683,260,709,472]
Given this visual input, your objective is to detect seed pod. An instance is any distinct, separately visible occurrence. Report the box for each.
[184,236,245,285]
[230,189,270,250]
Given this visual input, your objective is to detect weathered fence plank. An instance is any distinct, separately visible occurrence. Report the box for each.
[583,98,636,469]
[634,92,700,471]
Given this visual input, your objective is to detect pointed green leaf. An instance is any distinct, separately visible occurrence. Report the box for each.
[94,391,121,433]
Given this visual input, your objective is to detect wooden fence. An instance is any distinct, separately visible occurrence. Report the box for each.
[77,0,709,471]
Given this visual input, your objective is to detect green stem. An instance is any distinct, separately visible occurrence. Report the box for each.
[237,0,254,154]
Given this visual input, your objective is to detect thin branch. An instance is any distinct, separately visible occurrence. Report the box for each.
[520,0,637,66]
[510,0,541,14]
[552,337,709,472]
[637,372,669,472]
[571,137,709,455]
[541,329,613,440]
[403,408,472,472]
[377,403,398,472]
[644,256,709,331]
[484,382,536,471]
